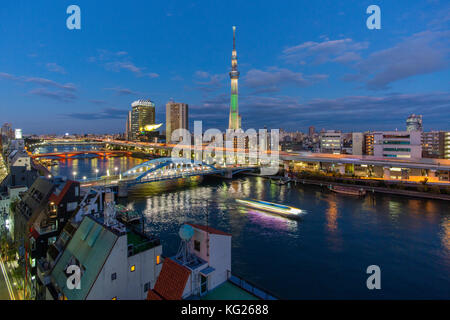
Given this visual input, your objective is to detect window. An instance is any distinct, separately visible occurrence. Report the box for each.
[48,236,57,245]
[130,265,135,272]
[111,273,117,281]
[156,255,161,265]
[194,240,201,252]
[144,282,151,292]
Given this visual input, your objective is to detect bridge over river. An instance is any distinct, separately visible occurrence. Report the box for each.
[79,157,259,196]
[29,150,132,159]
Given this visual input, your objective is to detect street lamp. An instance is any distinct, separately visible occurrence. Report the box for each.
[95,168,99,180]
[73,171,77,180]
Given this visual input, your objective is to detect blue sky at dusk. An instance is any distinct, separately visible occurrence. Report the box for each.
[0,0,449,134]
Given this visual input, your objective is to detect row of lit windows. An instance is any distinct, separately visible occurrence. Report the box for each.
[382,141,410,145]
[383,148,411,152]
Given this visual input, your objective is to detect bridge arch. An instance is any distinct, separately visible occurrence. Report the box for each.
[123,157,219,183]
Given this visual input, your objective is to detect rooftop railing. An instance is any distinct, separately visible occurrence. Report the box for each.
[227,270,279,300]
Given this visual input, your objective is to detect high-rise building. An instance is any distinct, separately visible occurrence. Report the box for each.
[406,114,423,132]
[228,26,241,130]
[308,126,315,137]
[1,123,13,145]
[130,100,155,141]
[125,111,131,140]
[166,101,189,142]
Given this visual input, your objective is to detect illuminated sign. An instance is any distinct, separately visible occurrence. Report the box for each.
[140,123,163,132]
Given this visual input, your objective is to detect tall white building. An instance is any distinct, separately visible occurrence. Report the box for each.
[373,131,422,159]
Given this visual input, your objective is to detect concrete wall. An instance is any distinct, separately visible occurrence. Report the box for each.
[208,234,231,291]
[87,235,162,300]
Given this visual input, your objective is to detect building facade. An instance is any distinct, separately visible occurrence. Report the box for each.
[406,114,423,132]
[166,101,188,142]
[373,131,422,159]
[45,213,162,300]
[130,100,155,141]
[422,131,450,159]
[351,132,364,155]
[319,131,342,154]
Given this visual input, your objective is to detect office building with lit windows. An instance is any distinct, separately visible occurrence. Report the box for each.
[319,131,342,154]
[373,131,422,159]
[166,101,188,142]
[130,100,155,141]
[422,131,450,159]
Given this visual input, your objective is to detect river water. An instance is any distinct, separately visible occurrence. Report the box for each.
[42,146,450,299]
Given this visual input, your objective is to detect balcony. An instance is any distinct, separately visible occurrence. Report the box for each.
[34,221,57,235]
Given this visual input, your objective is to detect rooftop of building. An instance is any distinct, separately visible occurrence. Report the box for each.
[147,257,191,300]
[186,223,232,236]
[127,229,161,256]
[198,281,259,300]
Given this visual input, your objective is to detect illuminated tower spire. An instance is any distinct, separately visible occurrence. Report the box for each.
[228,26,241,130]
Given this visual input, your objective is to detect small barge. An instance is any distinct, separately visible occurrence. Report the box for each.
[330,185,366,196]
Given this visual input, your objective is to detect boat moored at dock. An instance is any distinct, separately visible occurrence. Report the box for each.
[330,185,366,196]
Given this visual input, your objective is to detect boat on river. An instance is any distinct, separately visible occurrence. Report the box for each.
[236,198,306,220]
[330,185,366,196]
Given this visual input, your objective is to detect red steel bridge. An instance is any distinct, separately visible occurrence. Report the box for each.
[29,150,132,159]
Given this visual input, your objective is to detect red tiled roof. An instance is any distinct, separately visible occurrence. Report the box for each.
[187,223,232,236]
[49,180,77,205]
[150,258,191,300]
[146,290,163,300]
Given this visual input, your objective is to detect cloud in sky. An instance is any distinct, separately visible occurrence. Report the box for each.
[242,67,328,93]
[64,108,128,120]
[281,38,369,65]
[194,71,227,93]
[29,88,76,102]
[0,72,76,91]
[89,99,108,105]
[45,63,66,74]
[0,72,77,102]
[281,30,450,90]
[89,49,159,78]
[104,87,143,96]
[345,30,450,90]
[190,91,450,131]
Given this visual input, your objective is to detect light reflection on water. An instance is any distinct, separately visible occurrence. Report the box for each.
[48,153,450,299]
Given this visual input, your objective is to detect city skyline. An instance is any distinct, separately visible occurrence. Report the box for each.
[1,0,449,135]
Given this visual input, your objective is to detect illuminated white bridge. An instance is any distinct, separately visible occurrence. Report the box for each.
[80,157,258,189]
